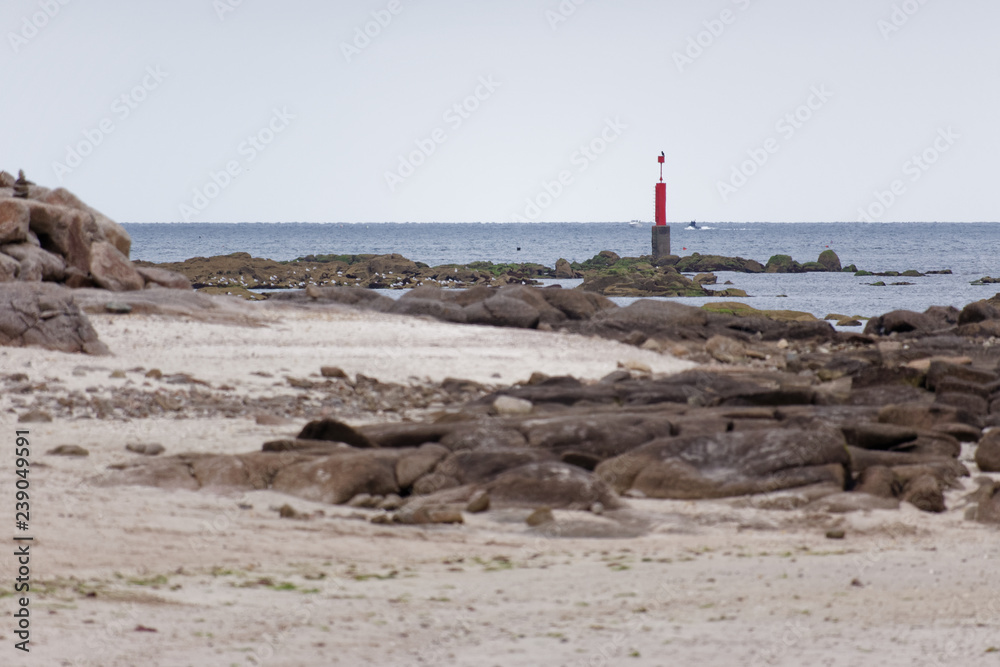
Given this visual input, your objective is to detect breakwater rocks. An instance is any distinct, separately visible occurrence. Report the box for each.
[0,170,189,292]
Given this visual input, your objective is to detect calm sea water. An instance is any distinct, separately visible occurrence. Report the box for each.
[123,222,1000,320]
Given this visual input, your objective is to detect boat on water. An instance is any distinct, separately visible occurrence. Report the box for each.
[629,220,643,227]
[688,220,698,229]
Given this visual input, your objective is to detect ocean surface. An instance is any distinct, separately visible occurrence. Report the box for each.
[123,222,1000,320]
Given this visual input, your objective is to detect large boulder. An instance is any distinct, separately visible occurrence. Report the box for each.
[539,288,616,320]
[24,199,104,273]
[39,187,131,257]
[554,258,576,278]
[588,299,708,340]
[595,429,848,499]
[817,250,842,272]
[89,241,145,291]
[975,430,1000,472]
[1,243,66,282]
[270,450,403,505]
[464,295,540,329]
[0,199,31,244]
[135,266,191,290]
[765,255,803,273]
[0,282,108,354]
[864,310,939,336]
[484,461,622,510]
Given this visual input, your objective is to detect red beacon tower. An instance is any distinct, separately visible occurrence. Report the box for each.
[651,152,670,258]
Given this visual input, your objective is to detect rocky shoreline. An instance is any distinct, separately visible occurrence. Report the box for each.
[3,177,999,532]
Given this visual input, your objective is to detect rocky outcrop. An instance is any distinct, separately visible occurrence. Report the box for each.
[0,172,187,293]
[0,283,109,354]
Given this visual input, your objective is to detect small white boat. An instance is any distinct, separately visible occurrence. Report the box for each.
[629,220,643,227]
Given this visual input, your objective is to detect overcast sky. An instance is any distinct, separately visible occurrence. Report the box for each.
[3,0,997,223]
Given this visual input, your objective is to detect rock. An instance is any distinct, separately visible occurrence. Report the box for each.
[817,250,842,272]
[395,443,449,489]
[554,258,576,279]
[135,266,191,290]
[765,255,803,273]
[25,200,103,273]
[319,366,348,379]
[296,419,376,448]
[396,505,464,525]
[965,480,1000,524]
[519,412,674,459]
[705,335,746,363]
[433,450,557,486]
[673,254,764,273]
[525,507,555,526]
[2,243,66,282]
[539,289,616,320]
[901,474,945,512]
[864,310,938,336]
[278,285,394,312]
[271,451,401,505]
[48,444,89,457]
[358,422,456,449]
[492,395,533,415]
[958,300,998,326]
[378,494,404,510]
[0,198,31,244]
[89,241,144,292]
[596,429,848,499]
[841,423,917,450]
[0,283,108,355]
[854,465,898,498]
[693,272,717,285]
[97,458,199,491]
[826,530,846,539]
[390,298,467,323]
[439,422,528,451]
[278,504,300,519]
[40,187,131,257]
[0,252,19,281]
[589,299,708,340]
[809,493,900,513]
[878,402,980,430]
[975,431,1000,472]
[102,301,132,314]
[126,443,165,456]
[464,295,540,329]
[485,461,622,510]
[465,490,491,513]
[347,493,380,508]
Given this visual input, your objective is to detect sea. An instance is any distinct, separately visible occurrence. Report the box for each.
[123,222,1000,322]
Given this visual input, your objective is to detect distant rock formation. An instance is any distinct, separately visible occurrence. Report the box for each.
[0,170,188,292]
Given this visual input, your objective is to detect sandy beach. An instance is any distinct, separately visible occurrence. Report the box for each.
[2,300,998,667]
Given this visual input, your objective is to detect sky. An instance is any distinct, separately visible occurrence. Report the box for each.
[2,0,998,224]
